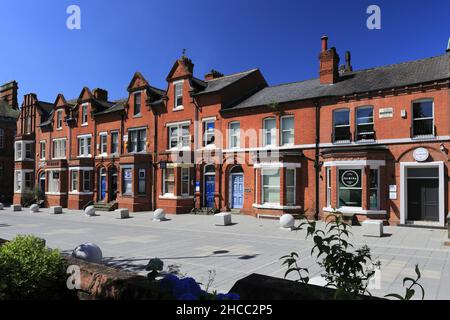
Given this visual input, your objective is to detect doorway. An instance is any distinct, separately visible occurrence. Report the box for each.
[110,167,118,202]
[204,165,215,208]
[99,167,107,202]
[229,166,244,209]
[407,168,439,222]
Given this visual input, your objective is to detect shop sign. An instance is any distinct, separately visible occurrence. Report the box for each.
[379,108,393,118]
[341,170,360,187]
[413,148,429,162]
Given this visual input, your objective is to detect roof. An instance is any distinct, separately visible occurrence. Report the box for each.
[94,98,127,116]
[194,69,259,95]
[0,100,19,120]
[230,54,450,110]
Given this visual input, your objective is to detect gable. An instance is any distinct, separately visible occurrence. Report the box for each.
[166,56,194,81]
[127,72,149,92]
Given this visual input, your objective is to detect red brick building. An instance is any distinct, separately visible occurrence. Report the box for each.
[13,37,450,227]
[0,81,19,203]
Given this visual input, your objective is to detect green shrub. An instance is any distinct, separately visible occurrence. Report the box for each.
[0,235,72,300]
[20,188,35,207]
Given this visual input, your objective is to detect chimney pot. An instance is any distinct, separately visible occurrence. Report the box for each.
[93,88,108,101]
[321,36,328,52]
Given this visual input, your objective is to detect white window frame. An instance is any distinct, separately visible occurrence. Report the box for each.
[40,141,46,160]
[71,170,79,192]
[181,167,190,196]
[15,141,34,161]
[77,135,92,158]
[285,169,296,205]
[52,138,67,159]
[83,171,91,192]
[356,106,375,141]
[228,122,241,149]
[25,143,32,159]
[326,167,332,208]
[168,123,190,150]
[261,168,281,205]
[174,81,184,110]
[280,116,294,146]
[412,99,434,138]
[122,168,133,195]
[333,109,351,143]
[369,169,380,210]
[15,142,22,161]
[128,128,147,153]
[48,170,61,193]
[262,118,277,147]
[163,167,175,195]
[204,120,215,147]
[337,167,363,210]
[111,131,119,155]
[100,133,108,155]
[56,110,63,130]
[134,92,142,116]
[81,104,88,125]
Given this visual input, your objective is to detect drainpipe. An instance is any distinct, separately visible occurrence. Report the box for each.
[314,101,321,220]
[152,112,158,211]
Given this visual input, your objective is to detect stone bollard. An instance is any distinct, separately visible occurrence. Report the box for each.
[72,243,103,264]
[153,209,166,221]
[280,214,295,231]
[30,204,40,213]
[12,204,22,212]
[84,205,96,217]
[0,203,4,210]
[50,206,63,214]
[116,208,130,219]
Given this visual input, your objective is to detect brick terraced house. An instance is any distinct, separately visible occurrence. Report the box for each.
[13,37,450,227]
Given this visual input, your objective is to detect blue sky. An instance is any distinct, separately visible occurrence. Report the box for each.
[0,0,449,103]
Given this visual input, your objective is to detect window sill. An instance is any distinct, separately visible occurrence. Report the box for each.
[69,191,93,196]
[253,203,302,210]
[411,135,436,141]
[173,106,184,112]
[133,114,142,118]
[81,123,88,127]
[159,194,194,200]
[77,155,93,159]
[323,207,387,215]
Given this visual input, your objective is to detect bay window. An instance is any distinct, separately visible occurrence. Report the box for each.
[71,170,78,192]
[281,116,294,146]
[229,122,240,149]
[338,169,362,208]
[128,129,146,153]
[262,169,281,204]
[163,168,175,195]
[263,118,276,147]
[48,171,60,193]
[356,106,375,141]
[412,100,434,137]
[123,169,133,194]
[174,82,183,109]
[333,109,351,143]
[286,169,296,205]
[15,171,22,192]
[181,168,190,196]
[15,142,22,160]
[83,171,91,192]
[168,124,190,149]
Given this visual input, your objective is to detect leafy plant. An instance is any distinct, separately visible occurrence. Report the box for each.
[280,252,309,284]
[20,188,36,207]
[146,258,164,280]
[0,235,72,300]
[385,264,425,300]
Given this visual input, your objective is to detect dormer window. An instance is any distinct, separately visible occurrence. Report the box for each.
[134,92,141,116]
[56,110,63,129]
[174,81,183,109]
[81,104,88,125]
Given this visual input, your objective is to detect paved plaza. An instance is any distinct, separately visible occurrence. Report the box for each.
[0,207,449,299]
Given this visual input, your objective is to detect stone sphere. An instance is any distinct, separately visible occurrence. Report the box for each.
[153,208,166,221]
[0,203,3,210]
[30,204,39,213]
[72,243,103,264]
[280,214,295,229]
[84,205,96,216]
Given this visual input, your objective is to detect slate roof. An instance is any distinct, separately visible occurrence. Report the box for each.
[94,98,127,116]
[0,100,19,120]
[193,69,259,95]
[229,54,450,110]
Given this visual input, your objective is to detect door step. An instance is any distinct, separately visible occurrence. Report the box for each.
[94,202,118,212]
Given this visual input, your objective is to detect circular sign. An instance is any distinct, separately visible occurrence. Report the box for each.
[341,170,360,187]
[413,147,429,162]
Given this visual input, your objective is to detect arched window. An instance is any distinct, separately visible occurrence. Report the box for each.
[205,164,215,175]
[230,165,244,174]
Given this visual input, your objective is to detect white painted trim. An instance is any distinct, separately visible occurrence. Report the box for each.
[159,195,194,200]
[69,167,94,171]
[127,126,148,132]
[323,160,386,168]
[69,192,93,196]
[254,162,301,169]
[46,192,67,196]
[120,165,134,169]
[400,161,445,227]
[45,168,67,172]
[165,120,191,128]
[253,203,302,210]
[173,79,184,85]
[202,116,217,122]
[98,131,107,136]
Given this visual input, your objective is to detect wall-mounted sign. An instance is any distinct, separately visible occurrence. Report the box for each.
[244,188,252,193]
[123,135,128,142]
[195,181,200,192]
[341,170,360,187]
[413,147,429,162]
[379,108,394,119]
[389,192,397,200]
[389,185,397,193]
[159,162,167,169]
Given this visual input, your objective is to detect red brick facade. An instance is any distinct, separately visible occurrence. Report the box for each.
[12,38,450,227]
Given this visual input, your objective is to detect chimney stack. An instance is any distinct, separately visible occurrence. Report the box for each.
[319,36,340,84]
[0,81,18,109]
[204,69,224,81]
[93,88,108,101]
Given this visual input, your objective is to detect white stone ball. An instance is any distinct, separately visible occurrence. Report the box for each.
[84,205,96,216]
[153,208,166,221]
[72,243,103,264]
[0,203,3,210]
[280,214,295,229]
[30,204,39,213]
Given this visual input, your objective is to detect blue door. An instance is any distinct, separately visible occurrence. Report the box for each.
[231,174,244,209]
[205,175,215,208]
[100,175,106,201]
